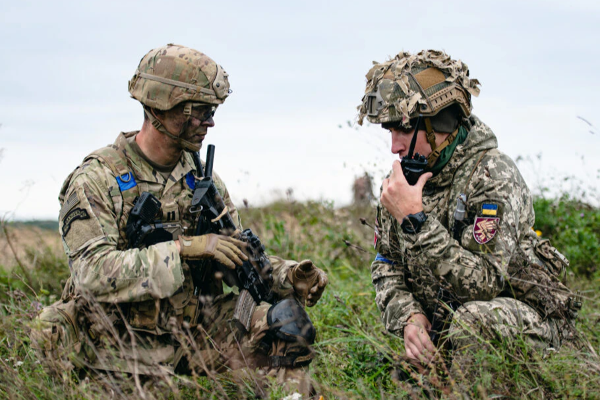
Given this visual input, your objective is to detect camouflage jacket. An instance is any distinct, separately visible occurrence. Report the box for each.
[58,132,295,337]
[372,115,576,337]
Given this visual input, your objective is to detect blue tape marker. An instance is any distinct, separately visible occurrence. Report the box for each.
[482,204,498,210]
[375,253,395,265]
[116,172,137,191]
[185,171,196,190]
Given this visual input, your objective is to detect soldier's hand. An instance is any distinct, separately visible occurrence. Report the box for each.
[287,260,328,307]
[178,234,247,269]
[381,160,432,221]
[404,313,436,365]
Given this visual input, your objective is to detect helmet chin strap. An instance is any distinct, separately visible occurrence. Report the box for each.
[423,116,459,168]
[144,104,201,152]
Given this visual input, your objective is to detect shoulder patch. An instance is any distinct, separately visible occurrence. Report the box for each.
[59,191,81,221]
[62,208,90,236]
[481,203,498,216]
[473,216,499,244]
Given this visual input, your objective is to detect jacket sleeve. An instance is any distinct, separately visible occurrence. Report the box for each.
[371,203,425,336]
[401,153,533,304]
[59,160,184,303]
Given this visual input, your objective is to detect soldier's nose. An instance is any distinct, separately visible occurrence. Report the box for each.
[202,116,215,128]
[390,133,406,155]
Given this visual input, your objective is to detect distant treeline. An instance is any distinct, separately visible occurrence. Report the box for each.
[10,220,58,232]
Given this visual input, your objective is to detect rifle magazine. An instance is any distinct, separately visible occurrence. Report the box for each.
[232,289,256,332]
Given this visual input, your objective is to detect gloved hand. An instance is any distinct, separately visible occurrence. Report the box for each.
[178,234,247,269]
[287,260,328,307]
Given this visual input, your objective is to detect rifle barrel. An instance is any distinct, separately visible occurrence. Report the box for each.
[205,145,215,178]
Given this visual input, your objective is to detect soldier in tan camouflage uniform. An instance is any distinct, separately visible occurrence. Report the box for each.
[357,50,581,365]
[30,44,328,391]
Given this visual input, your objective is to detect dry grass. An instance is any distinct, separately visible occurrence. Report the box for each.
[0,225,62,271]
[0,200,599,399]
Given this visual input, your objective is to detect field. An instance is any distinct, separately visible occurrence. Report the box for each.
[1,196,599,399]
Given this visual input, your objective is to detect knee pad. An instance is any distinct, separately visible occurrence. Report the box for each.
[262,298,316,368]
[267,298,316,344]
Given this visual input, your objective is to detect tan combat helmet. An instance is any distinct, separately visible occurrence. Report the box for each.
[128,43,231,152]
[358,50,481,167]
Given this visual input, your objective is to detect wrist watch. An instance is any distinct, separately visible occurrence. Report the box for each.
[401,211,428,234]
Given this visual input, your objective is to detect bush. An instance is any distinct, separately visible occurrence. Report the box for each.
[533,195,600,277]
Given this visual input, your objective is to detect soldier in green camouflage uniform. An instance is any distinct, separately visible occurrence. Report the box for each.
[30,44,328,388]
[357,50,580,364]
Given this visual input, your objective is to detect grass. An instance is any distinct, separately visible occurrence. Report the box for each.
[0,197,599,399]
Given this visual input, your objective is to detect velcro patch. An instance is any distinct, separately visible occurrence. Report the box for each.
[116,172,137,191]
[473,216,499,244]
[59,191,80,221]
[375,253,395,265]
[62,208,90,236]
[481,203,498,216]
[185,171,196,190]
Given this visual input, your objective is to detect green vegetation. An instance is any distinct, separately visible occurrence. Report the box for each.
[9,220,59,232]
[533,195,600,278]
[0,197,599,399]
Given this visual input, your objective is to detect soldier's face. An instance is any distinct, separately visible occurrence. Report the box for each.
[389,128,432,159]
[179,111,215,147]
[161,104,216,148]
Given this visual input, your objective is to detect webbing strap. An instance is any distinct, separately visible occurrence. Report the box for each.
[424,117,437,150]
[86,151,129,178]
[138,72,216,96]
[426,127,459,168]
[86,145,140,245]
[145,106,200,152]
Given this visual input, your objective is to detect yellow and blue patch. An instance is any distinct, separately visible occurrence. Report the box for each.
[481,203,498,216]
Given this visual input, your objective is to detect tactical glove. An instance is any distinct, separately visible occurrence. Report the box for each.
[287,260,328,307]
[178,234,247,269]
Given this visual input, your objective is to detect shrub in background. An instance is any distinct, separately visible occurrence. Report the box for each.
[534,195,600,278]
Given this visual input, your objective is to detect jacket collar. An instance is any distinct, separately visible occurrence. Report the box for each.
[425,115,498,189]
[114,132,196,192]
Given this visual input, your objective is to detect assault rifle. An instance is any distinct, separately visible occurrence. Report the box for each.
[125,192,171,248]
[124,145,274,332]
[190,144,274,331]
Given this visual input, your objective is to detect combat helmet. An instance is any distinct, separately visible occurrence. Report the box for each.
[128,43,231,151]
[358,50,481,168]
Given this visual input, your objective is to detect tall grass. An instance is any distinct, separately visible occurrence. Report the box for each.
[0,197,599,399]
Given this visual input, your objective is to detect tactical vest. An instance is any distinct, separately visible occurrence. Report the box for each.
[58,132,212,337]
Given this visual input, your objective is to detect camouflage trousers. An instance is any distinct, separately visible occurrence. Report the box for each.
[30,292,313,377]
[448,297,564,353]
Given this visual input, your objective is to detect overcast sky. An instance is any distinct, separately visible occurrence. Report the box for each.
[1,0,599,220]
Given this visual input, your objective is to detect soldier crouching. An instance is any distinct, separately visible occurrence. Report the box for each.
[29,44,328,395]
[358,50,581,370]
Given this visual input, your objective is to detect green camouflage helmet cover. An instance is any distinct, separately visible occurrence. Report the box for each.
[128,43,231,110]
[357,50,481,128]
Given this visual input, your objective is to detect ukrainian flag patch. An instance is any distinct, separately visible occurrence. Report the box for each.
[481,203,498,216]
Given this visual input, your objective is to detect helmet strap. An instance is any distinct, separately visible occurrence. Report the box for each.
[426,126,459,168]
[144,105,201,152]
[424,117,437,151]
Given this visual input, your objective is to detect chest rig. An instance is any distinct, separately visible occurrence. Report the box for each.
[62,132,207,335]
